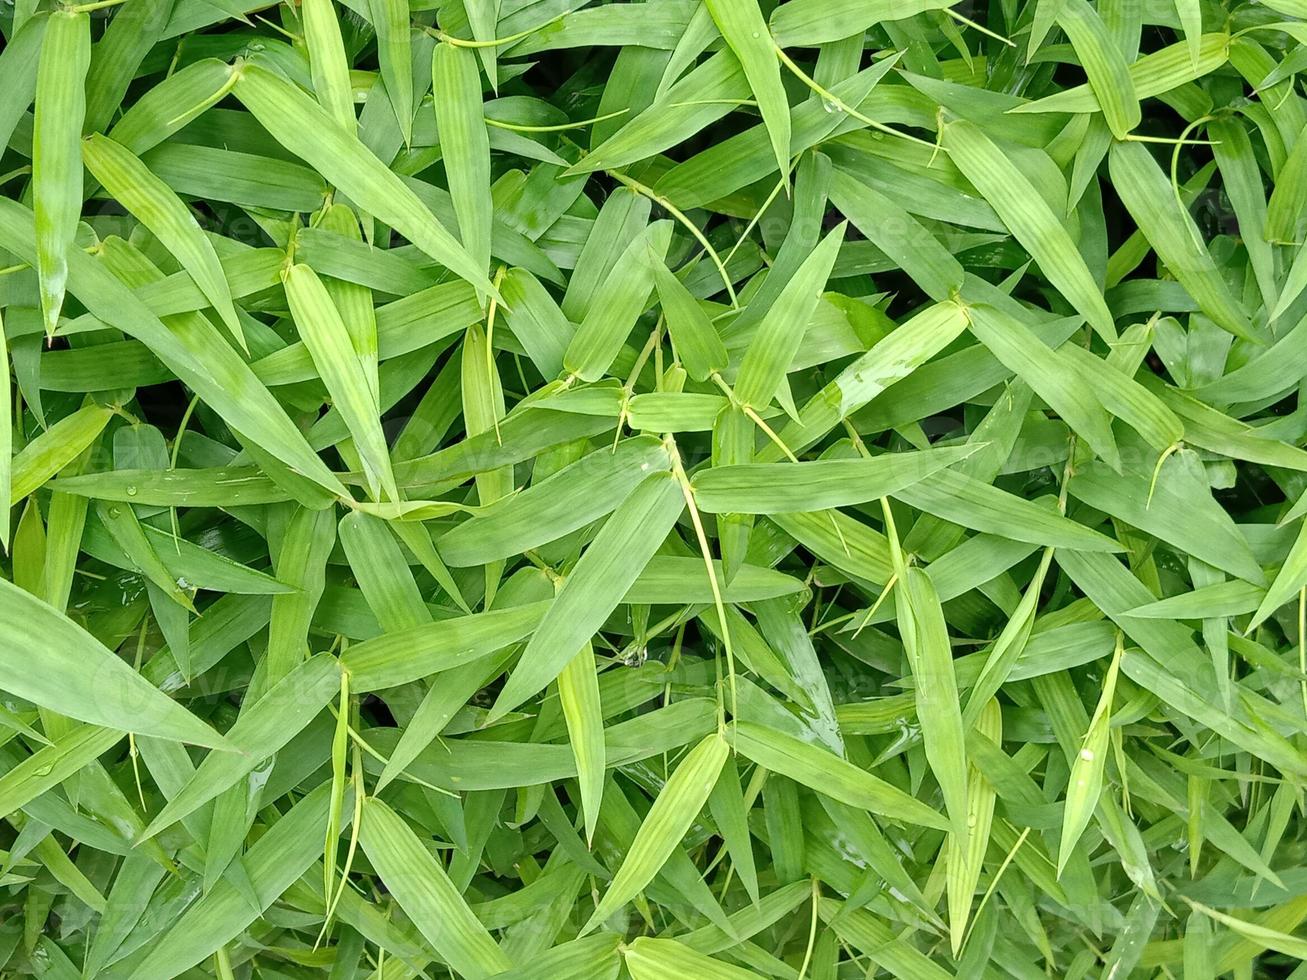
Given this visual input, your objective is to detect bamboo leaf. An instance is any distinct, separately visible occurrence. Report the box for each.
[433,41,493,274]
[705,0,791,183]
[898,566,969,839]
[302,0,356,132]
[943,119,1116,341]
[1057,0,1140,138]
[583,731,730,933]
[83,135,245,349]
[558,641,605,845]
[368,0,415,146]
[491,470,684,716]
[138,653,342,839]
[283,262,396,501]
[233,61,495,296]
[1108,140,1259,343]
[0,578,226,747]
[690,444,976,513]
[33,9,89,339]
[731,721,949,831]
[360,796,513,978]
[734,222,846,410]
[1057,638,1123,875]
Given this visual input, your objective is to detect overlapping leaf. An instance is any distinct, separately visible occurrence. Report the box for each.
[1,2,1304,977]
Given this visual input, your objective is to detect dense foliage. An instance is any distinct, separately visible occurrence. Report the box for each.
[2,0,1307,976]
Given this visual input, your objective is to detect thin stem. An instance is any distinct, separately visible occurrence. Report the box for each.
[212,947,236,980]
[851,572,899,639]
[485,108,629,133]
[626,320,663,390]
[945,7,1016,47]
[1128,133,1220,145]
[424,9,576,49]
[711,372,799,462]
[340,716,456,797]
[1168,116,1215,249]
[165,61,242,129]
[68,0,131,11]
[880,496,906,578]
[668,98,759,108]
[669,438,737,725]
[795,878,822,980]
[963,825,1031,951]
[1298,587,1306,718]
[485,266,507,444]
[1146,442,1181,510]
[723,170,788,269]
[774,44,933,149]
[608,170,739,307]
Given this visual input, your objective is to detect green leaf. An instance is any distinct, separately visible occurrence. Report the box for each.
[82,135,245,349]
[705,0,791,183]
[1057,638,1122,875]
[433,41,493,274]
[440,436,671,566]
[283,263,396,501]
[130,784,336,980]
[138,653,342,838]
[10,402,113,503]
[0,200,347,498]
[0,578,226,747]
[0,314,8,547]
[734,222,846,410]
[967,304,1121,471]
[302,0,356,132]
[33,9,89,338]
[690,444,976,513]
[1108,140,1259,344]
[946,697,1000,954]
[770,0,956,46]
[760,300,971,460]
[0,724,122,821]
[943,119,1116,341]
[731,721,949,831]
[625,936,759,979]
[359,796,513,978]
[368,0,415,145]
[1250,518,1307,630]
[491,470,684,716]
[897,566,969,839]
[340,601,549,692]
[564,221,672,382]
[1069,446,1263,584]
[896,468,1124,553]
[650,254,728,382]
[233,61,495,297]
[583,731,730,933]
[558,641,605,845]
[1057,0,1141,138]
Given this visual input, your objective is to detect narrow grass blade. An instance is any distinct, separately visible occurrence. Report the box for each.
[1108,140,1259,343]
[558,642,605,845]
[233,62,495,296]
[283,263,396,501]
